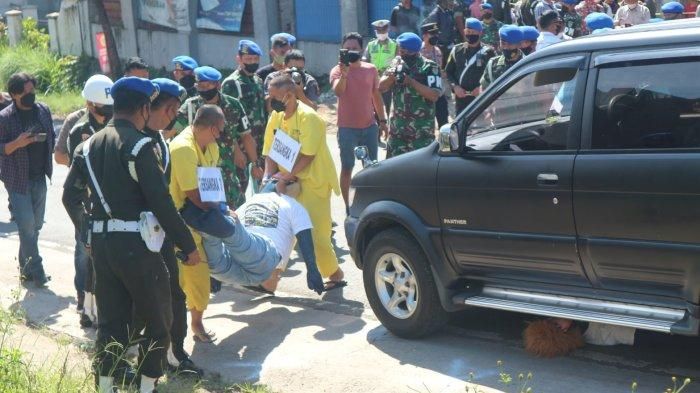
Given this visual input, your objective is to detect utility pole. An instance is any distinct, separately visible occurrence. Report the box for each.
[91,0,122,77]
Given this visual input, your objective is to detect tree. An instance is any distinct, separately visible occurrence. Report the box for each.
[91,0,122,77]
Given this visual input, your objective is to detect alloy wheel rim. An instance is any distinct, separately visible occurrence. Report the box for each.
[374,252,418,319]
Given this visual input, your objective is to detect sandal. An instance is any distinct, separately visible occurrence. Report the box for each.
[323,280,348,292]
[192,330,216,343]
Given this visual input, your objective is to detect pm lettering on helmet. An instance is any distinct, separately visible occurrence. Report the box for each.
[427,75,442,89]
[105,87,111,99]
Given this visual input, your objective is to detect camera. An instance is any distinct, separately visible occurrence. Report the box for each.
[394,62,407,84]
[339,49,350,66]
[287,66,307,86]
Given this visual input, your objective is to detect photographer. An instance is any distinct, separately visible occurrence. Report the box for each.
[264,50,320,111]
[330,32,387,216]
[379,33,442,158]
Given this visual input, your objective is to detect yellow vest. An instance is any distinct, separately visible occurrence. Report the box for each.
[367,39,397,73]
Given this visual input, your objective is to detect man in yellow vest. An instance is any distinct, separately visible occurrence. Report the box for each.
[364,19,397,118]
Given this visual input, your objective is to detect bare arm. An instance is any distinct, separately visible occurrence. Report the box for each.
[379,73,396,93]
[54,151,69,166]
[332,64,349,97]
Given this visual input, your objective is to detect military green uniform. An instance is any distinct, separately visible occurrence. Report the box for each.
[173,93,251,208]
[562,10,583,38]
[385,56,442,158]
[222,70,267,164]
[480,51,522,89]
[481,20,504,51]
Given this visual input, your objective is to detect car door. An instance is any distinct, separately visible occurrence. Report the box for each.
[574,48,700,302]
[437,55,592,287]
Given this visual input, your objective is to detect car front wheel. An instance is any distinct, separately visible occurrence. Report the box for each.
[363,228,448,338]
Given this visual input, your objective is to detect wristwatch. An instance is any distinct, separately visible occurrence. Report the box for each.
[378,119,387,124]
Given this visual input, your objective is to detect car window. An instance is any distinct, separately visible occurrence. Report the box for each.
[465,67,579,152]
[592,59,700,150]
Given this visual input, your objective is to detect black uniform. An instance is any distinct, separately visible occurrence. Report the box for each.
[63,119,196,378]
[66,113,107,165]
[445,43,496,115]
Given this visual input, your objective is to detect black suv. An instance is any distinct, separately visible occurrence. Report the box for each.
[345,20,700,338]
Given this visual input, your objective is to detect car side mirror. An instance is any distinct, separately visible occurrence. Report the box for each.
[439,123,459,153]
[354,145,376,168]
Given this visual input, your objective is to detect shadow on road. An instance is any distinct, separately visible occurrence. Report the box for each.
[193,297,366,383]
[0,220,17,236]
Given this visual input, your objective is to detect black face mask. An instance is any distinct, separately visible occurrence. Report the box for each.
[467,34,480,44]
[401,53,419,66]
[482,13,493,20]
[348,51,362,63]
[180,74,196,89]
[270,95,287,112]
[165,116,177,130]
[198,88,218,101]
[20,92,36,107]
[428,36,439,46]
[502,48,520,62]
[521,46,534,56]
[244,63,260,74]
[94,105,113,119]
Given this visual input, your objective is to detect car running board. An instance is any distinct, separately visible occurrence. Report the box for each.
[453,286,689,333]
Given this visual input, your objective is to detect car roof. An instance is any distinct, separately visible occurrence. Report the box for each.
[524,18,700,63]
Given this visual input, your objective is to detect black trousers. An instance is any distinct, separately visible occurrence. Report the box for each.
[456,95,477,118]
[92,232,172,378]
[130,237,188,362]
[436,95,449,128]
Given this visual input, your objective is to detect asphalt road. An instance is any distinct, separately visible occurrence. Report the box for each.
[1,129,699,392]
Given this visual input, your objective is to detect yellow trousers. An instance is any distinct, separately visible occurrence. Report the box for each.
[178,246,210,312]
[296,184,339,278]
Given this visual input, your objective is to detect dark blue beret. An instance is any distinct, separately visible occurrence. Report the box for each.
[111,77,159,102]
[465,17,483,32]
[499,25,524,44]
[661,1,684,13]
[172,56,198,71]
[585,12,614,31]
[520,26,540,41]
[238,40,262,56]
[194,66,222,82]
[151,78,187,103]
[397,32,422,52]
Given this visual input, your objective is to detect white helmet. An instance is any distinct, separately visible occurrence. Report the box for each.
[82,74,114,105]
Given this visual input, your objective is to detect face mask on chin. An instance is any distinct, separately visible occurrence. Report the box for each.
[273,54,286,65]
[628,2,638,9]
[270,94,288,112]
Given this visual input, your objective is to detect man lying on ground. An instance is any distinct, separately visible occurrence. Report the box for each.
[180,178,325,295]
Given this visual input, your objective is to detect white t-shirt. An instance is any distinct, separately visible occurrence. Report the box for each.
[235,193,313,265]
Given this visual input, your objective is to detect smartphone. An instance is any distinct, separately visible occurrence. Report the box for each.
[339,49,350,66]
[34,133,47,142]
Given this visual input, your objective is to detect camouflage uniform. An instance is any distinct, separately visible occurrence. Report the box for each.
[480,51,523,89]
[173,93,251,209]
[222,69,267,162]
[385,56,442,158]
[481,20,504,51]
[561,10,583,38]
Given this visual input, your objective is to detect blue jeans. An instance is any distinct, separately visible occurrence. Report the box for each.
[338,124,379,170]
[201,217,281,286]
[7,178,47,276]
[73,227,89,293]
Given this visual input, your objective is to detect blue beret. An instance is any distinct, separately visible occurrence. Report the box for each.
[271,33,296,46]
[172,56,198,71]
[481,3,493,10]
[585,12,614,31]
[520,26,540,41]
[238,40,262,56]
[397,32,422,52]
[465,17,483,32]
[499,25,524,44]
[194,66,222,82]
[661,1,684,13]
[151,78,187,103]
[111,77,159,102]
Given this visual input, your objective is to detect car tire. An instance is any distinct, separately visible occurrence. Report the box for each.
[363,228,449,338]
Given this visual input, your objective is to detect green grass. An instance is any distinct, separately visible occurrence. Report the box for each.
[38,91,84,118]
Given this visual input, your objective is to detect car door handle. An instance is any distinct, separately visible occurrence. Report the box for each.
[537,173,559,186]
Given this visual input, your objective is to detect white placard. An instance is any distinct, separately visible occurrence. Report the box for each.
[197,167,226,202]
[268,129,301,172]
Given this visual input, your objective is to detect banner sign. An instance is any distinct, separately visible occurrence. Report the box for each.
[139,0,191,32]
[268,129,301,172]
[197,0,246,32]
[197,167,226,202]
[95,32,110,75]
